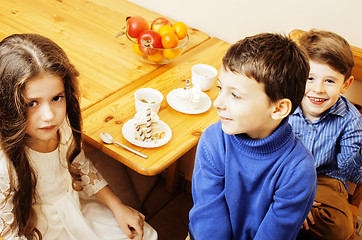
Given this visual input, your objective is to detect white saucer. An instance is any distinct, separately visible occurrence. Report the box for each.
[167,88,212,114]
[122,119,172,148]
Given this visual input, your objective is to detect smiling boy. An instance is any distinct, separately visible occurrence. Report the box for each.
[289,30,362,240]
[302,61,353,122]
[188,33,317,240]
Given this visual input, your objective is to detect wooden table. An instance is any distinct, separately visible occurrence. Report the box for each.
[82,37,231,191]
[0,0,209,110]
[0,0,231,192]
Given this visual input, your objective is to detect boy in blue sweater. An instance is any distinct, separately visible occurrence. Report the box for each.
[289,30,362,240]
[188,33,317,240]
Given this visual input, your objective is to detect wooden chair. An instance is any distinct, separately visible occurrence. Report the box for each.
[349,183,362,239]
[289,29,362,239]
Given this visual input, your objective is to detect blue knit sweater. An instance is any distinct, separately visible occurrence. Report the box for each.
[189,119,317,240]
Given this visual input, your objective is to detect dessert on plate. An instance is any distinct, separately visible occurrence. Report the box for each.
[133,107,165,143]
[174,79,202,110]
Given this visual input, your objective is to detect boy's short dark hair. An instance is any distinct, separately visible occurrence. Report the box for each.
[297,30,354,80]
[222,33,309,114]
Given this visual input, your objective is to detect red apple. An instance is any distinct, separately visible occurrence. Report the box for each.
[138,30,162,55]
[127,16,149,38]
[151,17,172,32]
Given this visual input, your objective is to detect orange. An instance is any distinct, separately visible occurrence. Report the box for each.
[157,25,175,37]
[132,43,144,56]
[148,51,164,63]
[161,32,179,49]
[173,22,187,40]
[163,48,181,60]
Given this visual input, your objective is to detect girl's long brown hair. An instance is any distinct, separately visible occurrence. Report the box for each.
[0,33,82,239]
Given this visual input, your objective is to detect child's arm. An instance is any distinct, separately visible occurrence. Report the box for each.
[188,133,232,240]
[72,150,145,240]
[94,186,145,240]
[337,115,362,184]
[0,157,28,239]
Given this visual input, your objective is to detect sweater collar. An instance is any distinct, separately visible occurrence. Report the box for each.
[232,117,293,156]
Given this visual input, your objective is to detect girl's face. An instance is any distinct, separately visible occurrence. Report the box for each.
[24,74,67,152]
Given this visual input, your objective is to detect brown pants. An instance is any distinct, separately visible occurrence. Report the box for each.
[301,174,354,240]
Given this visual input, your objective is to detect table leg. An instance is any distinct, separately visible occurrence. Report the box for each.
[166,160,180,193]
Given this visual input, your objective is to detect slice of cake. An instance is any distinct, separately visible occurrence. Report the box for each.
[133,107,165,143]
[134,121,165,143]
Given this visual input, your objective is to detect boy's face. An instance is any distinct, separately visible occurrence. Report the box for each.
[301,60,352,122]
[213,67,278,139]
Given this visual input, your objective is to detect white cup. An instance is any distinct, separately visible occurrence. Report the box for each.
[134,88,163,113]
[191,64,218,91]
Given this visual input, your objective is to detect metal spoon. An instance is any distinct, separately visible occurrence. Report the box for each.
[100,132,148,159]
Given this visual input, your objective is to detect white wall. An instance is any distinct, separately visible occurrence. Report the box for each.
[128,0,362,104]
[128,0,362,46]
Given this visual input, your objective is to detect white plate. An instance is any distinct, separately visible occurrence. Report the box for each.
[122,119,172,148]
[167,88,212,114]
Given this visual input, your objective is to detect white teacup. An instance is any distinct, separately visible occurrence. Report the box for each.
[191,64,218,91]
[134,88,163,113]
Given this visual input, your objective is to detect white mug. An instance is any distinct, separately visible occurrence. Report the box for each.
[191,64,218,91]
[134,88,163,113]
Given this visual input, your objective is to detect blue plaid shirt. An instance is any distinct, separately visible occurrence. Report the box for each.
[289,96,362,191]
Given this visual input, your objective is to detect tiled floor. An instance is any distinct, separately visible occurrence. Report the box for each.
[85,146,192,240]
[143,177,192,240]
[87,143,362,240]
[85,104,362,239]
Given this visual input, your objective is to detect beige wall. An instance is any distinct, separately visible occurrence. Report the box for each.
[128,0,362,105]
[127,0,362,46]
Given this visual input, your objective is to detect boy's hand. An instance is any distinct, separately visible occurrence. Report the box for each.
[302,201,321,230]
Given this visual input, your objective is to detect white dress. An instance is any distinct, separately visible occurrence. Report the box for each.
[0,123,157,240]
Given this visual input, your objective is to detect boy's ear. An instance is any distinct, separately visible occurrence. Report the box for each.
[341,76,354,94]
[271,98,292,120]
